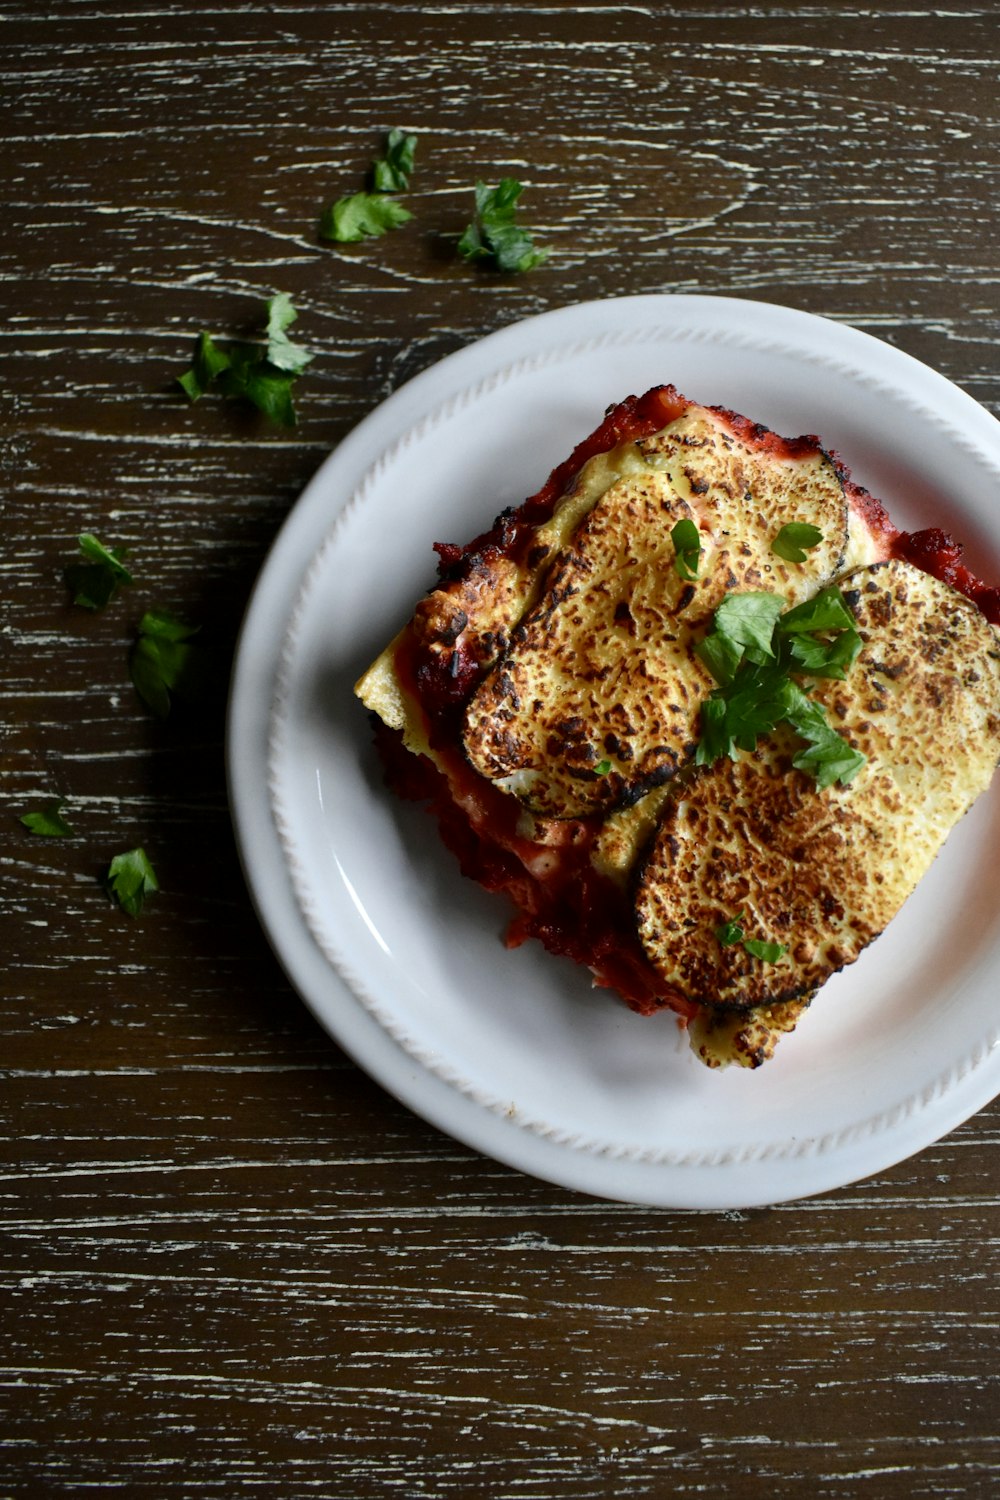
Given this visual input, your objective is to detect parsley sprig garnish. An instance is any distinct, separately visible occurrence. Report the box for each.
[320,128,417,243]
[715,912,746,946]
[671,518,701,581]
[130,609,203,718]
[772,522,824,563]
[714,912,788,963]
[458,180,549,273]
[695,585,866,789]
[177,294,312,427]
[20,799,75,838]
[371,128,417,193]
[104,847,159,917]
[321,192,413,243]
[65,533,134,611]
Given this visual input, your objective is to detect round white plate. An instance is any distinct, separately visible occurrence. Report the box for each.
[227,294,1000,1209]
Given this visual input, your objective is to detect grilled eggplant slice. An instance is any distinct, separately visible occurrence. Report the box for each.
[462,404,857,819]
[634,558,1000,1039]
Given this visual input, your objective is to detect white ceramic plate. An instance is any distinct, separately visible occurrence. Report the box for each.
[228,294,1000,1209]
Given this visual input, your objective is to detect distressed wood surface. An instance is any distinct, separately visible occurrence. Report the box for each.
[3,2,1000,1495]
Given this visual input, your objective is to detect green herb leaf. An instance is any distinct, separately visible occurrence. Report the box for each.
[719,659,798,752]
[458,179,549,273]
[320,191,413,243]
[696,630,745,689]
[593,758,612,775]
[263,293,313,376]
[778,585,856,636]
[772,522,824,563]
[65,532,134,611]
[695,588,867,788]
[713,592,786,658]
[716,913,746,946]
[371,128,417,192]
[105,847,159,917]
[782,680,867,787]
[791,735,867,789]
[218,345,298,427]
[20,799,75,837]
[785,627,862,680]
[177,299,311,426]
[743,938,788,962]
[130,610,202,718]
[671,517,701,582]
[695,695,732,765]
[177,331,232,402]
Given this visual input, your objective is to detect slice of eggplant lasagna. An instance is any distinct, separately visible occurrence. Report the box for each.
[356,385,1000,1068]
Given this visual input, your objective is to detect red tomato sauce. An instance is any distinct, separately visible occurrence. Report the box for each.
[374,721,694,1021]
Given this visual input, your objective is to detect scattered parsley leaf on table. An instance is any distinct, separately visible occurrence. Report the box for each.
[320,127,417,243]
[105,847,159,917]
[65,532,133,611]
[176,331,231,402]
[20,799,75,837]
[320,192,413,243]
[217,345,298,428]
[371,128,417,192]
[262,292,313,375]
[177,296,311,427]
[130,609,202,718]
[458,179,550,273]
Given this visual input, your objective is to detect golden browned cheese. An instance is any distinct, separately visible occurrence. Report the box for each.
[461,407,853,818]
[634,558,1000,1018]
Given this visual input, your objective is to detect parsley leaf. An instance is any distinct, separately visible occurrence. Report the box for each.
[65,532,134,611]
[783,681,866,787]
[218,345,298,428]
[177,297,311,427]
[778,585,856,637]
[779,585,862,680]
[671,518,701,581]
[696,587,866,788]
[785,627,862,680]
[716,912,745,946]
[719,659,798,752]
[458,179,549,273]
[695,695,731,767]
[20,799,75,837]
[105,847,159,917]
[262,293,313,376]
[593,758,612,775]
[371,128,417,192]
[743,938,788,962]
[176,331,231,402]
[695,630,744,690]
[130,610,202,718]
[772,522,824,563]
[320,192,413,243]
[712,592,786,659]
[715,913,787,961]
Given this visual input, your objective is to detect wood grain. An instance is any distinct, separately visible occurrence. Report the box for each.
[3,2,1000,1495]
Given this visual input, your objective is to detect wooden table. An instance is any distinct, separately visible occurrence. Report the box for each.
[5,3,1000,1494]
